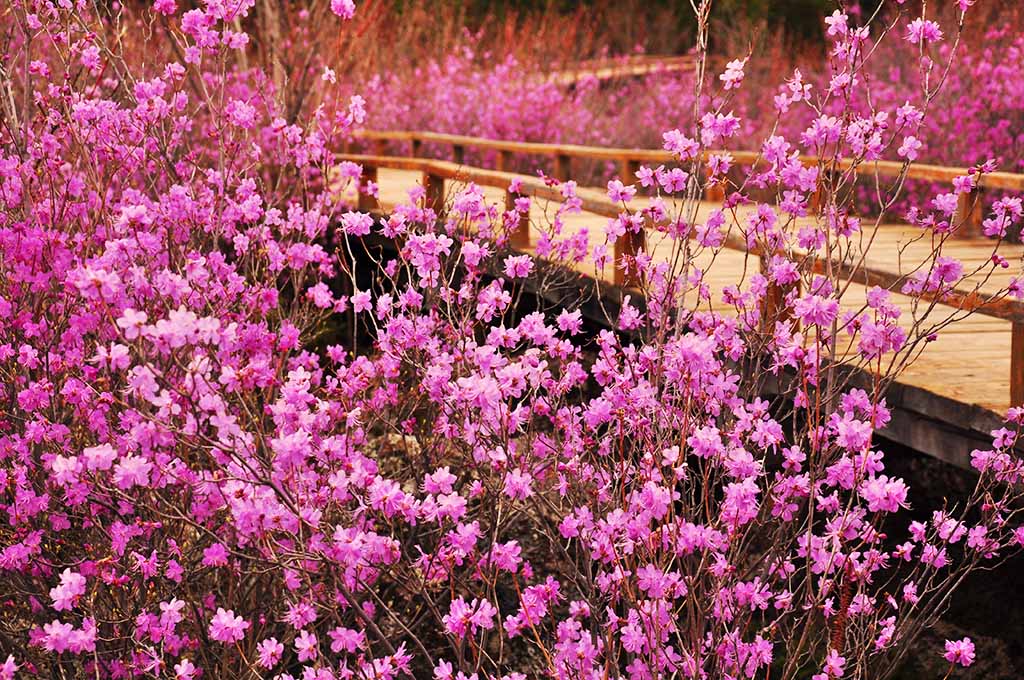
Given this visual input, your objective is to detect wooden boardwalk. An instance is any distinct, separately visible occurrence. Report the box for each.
[340,135,1024,467]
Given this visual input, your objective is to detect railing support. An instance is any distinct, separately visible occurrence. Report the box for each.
[954,187,984,239]
[496,150,513,173]
[811,168,838,216]
[358,164,378,212]
[410,137,422,158]
[760,253,800,333]
[619,157,639,186]
[553,153,571,183]
[614,230,645,288]
[422,172,445,217]
[452,144,465,166]
[507,190,530,249]
[1012,322,1024,407]
[612,157,644,288]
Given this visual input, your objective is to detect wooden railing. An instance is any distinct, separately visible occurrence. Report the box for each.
[340,132,1024,406]
[541,54,697,86]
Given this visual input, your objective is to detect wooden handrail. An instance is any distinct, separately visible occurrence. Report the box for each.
[351,129,1024,191]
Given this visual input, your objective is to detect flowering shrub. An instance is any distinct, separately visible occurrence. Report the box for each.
[2,1,1024,680]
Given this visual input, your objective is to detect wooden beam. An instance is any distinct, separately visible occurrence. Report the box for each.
[452,144,465,166]
[410,137,422,158]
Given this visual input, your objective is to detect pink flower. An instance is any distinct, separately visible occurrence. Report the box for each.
[906,18,943,44]
[351,290,372,313]
[295,629,318,662]
[153,0,177,15]
[943,637,975,667]
[898,135,922,161]
[257,638,284,668]
[0,656,17,680]
[202,543,229,567]
[49,569,86,612]
[208,608,249,644]
[174,659,197,680]
[719,57,747,90]
[330,0,355,19]
[503,255,533,279]
[606,179,636,203]
[112,455,153,490]
[116,308,148,340]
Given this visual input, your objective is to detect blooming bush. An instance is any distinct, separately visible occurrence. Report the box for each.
[1,1,1024,680]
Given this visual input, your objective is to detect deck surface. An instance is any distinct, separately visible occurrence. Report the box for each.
[356,167,1021,419]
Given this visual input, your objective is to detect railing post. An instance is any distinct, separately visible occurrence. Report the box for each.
[811,167,838,216]
[422,171,445,217]
[611,157,644,287]
[704,161,727,202]
[619,157,639,186]
[760,253,799,332]
[452,144,465,166]
[373,139,387,157]
[614,228,645,288]
[553,153,571,182]
[358,164,378,212]
[954,187,984,239]
[507,189,530,250]
[496,150,513,173]
[1012,322,1024,407]
[410,137,422,158]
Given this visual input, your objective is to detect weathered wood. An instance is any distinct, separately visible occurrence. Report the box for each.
[554,153,572,182]
[1013,322,1024,407]
[358,164,378,212]
[954,188,984,239]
